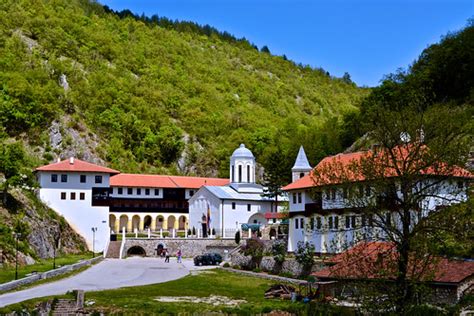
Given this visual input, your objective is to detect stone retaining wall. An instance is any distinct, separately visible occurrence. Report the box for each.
[230,254,326,277]
[123,238,240,258]
[0,256,103,292]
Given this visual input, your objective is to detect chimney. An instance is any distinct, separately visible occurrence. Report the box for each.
[69,157,74,165]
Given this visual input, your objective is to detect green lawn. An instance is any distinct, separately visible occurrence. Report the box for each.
[0,269,352,315]
[0,253,92,284]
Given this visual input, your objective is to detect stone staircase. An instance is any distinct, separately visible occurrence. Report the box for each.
[52,290,85,315]
[105,241,121,258]
[52,299,79,315]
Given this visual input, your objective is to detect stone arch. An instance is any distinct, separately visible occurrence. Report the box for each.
[156,215,164,229]
[178,215,186,230]
[143,215,152,229]
[248,213,266,225]
[167,215,176,230]
[156,242,166,256]
[127,246,146,257]
[132,215,140,231]
[269,228,277,239]
[109,214,117,232]
[119,215,128,232]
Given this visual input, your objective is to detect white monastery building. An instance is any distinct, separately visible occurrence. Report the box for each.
[283,146,472,254]
[35,144,286,252]
[36,158,119,252]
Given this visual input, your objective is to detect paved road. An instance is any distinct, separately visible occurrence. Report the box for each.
[0,257,212,307]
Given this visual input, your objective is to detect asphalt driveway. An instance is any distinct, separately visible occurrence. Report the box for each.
[0,257,213,307]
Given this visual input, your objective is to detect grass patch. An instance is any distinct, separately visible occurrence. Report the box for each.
[0,253,91,284]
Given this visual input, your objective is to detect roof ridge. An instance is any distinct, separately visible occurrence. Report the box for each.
[168,176,180,188]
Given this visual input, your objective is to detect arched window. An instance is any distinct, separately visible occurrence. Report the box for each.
[238,165,242,182]
[231,165,235,182]
[247,165,250,183]
[300,172,305,178]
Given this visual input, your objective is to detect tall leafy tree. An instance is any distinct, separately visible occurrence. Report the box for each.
[0,141,32,205]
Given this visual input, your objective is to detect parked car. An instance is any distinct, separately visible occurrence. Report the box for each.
[194,253,223,266]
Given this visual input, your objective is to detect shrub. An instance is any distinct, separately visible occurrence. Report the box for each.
[232,264,241,270]
[271,240,287,264]
[223,262,230,268]
[234,230,241,245]
[242,238,264,269]
[295,241,315,276]
[252,267,262,273]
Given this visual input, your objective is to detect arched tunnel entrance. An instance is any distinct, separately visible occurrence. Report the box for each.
[127,246,146,257]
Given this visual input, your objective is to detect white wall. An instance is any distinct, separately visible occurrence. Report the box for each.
[37,171,111,252]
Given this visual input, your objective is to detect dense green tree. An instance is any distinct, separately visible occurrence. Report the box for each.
[0,141,32,205]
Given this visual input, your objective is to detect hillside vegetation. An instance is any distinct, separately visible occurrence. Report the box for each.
[0,0,367,179]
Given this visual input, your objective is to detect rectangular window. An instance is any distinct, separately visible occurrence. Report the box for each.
[154,189,159,196]
[145,188,150,195]
[292,193,297,204]
[351,215,356,228]
[345,216,351,229]
[232,202,236,210]
[60,192,66,200]
[328,216,333,229]
[365,186,371,196]
[137,188,141,195]
[118,187,123,195]
[457,181,464,189]
[127,188,133,195]
[386,213,392,227]
[362,215,367,227]
[331,189,336,200]
[80,175,86,183]
[343,188,348,199]
[95,175,102,184]
[358,185,364,198]
[310,217,314,230]
[247,204,251,212]
[70,192,76,200]
[297,192,302,204]
[189,190,194,197]
[80,192,85,200]
[316,217,322,230]
[51,174,58,183]
[61,174,67,183]
[300,218,304,229]
[295,218,299,229]
[334,216,339,229]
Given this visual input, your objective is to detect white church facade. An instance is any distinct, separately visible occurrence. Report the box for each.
[188,144,285,237]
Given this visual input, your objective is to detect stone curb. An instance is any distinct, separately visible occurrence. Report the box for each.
[222,267,308,285]
[0,256,103,292]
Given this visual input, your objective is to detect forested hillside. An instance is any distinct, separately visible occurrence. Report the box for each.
[0,0,367,179]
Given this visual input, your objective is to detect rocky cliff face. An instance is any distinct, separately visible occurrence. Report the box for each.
[0,188,87,266]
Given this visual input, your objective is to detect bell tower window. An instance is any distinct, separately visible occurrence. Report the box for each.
[247,165,250,183]
[238,165,242,183]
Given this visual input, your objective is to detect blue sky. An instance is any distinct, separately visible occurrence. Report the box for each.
[99,0,472,87]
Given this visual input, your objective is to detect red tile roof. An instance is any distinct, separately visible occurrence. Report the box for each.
[264,212,287,219]
[36,158,119,174]
[283,146,472,191]
[313,242,474,284]
[110,173,229,189]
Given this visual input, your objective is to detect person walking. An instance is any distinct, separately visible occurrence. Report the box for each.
[177,249,182,263]
[164,249,170,263]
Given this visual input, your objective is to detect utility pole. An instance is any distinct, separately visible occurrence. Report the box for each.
[91,227,97,259]
[15,233,21,280]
